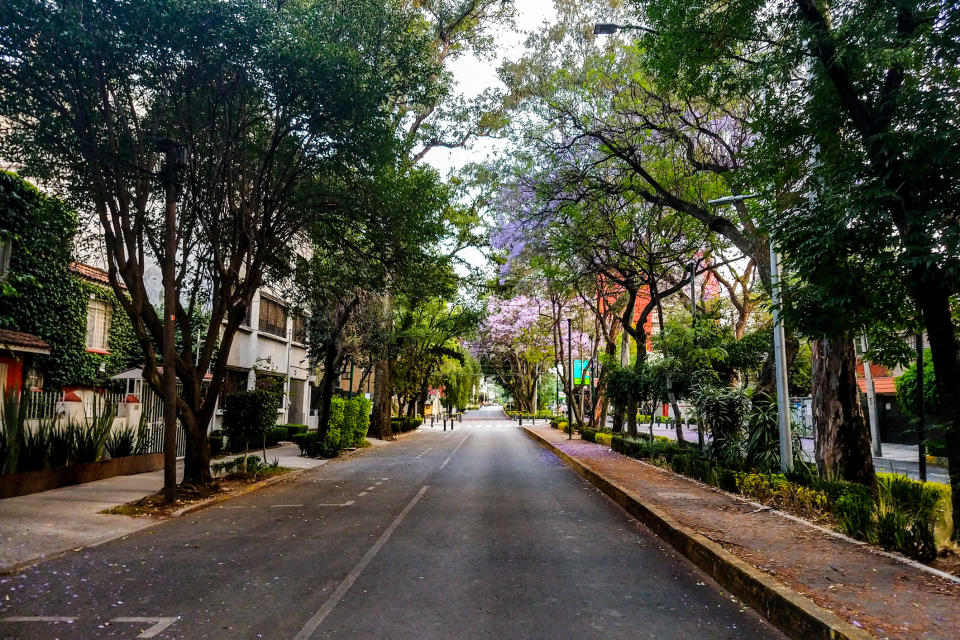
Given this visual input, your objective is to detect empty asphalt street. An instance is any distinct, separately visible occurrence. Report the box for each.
[0,408,782,639]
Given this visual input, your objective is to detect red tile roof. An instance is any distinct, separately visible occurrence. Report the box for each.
[0,329,50,354]
[69,262,125,288]
[857,376,896,395]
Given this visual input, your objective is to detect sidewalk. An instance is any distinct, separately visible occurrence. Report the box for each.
[525,425,960,640]
[0,444,324,572]
[618,420,951,485]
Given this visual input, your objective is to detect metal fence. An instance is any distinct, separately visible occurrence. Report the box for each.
[139,384,186,458]
[16,386,185,459]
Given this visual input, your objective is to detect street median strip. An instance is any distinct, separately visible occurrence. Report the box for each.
[523,426,874,640]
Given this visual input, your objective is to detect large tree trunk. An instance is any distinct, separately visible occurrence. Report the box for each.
[756,331,800,399]
[370,356,394,439]
[915,283,960,540]
[314,342,343,442]
[812,336,875,485]
[180,411,212,488]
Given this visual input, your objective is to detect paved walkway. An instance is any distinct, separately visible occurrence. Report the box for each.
[0,444,324,572]
[610,419,950,484]
[528,425,960,640]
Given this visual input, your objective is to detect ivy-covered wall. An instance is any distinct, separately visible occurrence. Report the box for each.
[0,171,141,389]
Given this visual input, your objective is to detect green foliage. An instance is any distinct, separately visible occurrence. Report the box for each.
[292,432,317,457]
[1,391,28,473]
[735,472,831,521]
[105,426,137,459]
[222,390,281,454]
[346,397,371,448]
[612,434,685,464]
[895,350,940,419]
[834,487,875,541]
[208,432,224,457]
[265,426,287,448]
[691,383,748,463]
[389,417,424,434]
[0,172,140,388]
[211,455,280,478]
[282,424,309,440]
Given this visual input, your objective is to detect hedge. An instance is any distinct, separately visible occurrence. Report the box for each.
[592,433,952,563]
[291,397,371,458]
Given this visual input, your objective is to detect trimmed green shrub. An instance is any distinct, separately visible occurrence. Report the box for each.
[265,426,287,447]
[343,397,371,448]
[222,389,281,460]
[283,424,309,440]
[834,485,875,540]
[389,417,423,434]
[292,432,317,456]
[208,433,224,457]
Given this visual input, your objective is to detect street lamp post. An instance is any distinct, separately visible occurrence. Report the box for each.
[708,194,793,473]
[567,316,574,440]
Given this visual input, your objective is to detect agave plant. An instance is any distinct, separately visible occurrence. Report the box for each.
[48,423,76,468]
[17,416,53,472]
[74,397,115,464]
[1,390,29,474]
[105,425,136,458]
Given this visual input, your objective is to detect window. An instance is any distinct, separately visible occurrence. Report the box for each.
[293,314,308,344]
[258,297,287,338]
[24,367,43,391]
[85,298,111,351]
[0,239,11,281]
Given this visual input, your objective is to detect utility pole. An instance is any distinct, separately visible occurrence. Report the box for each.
[708,194,792,472]
[769,244,793,472]
[916,334,926,482]
[156,138,187,503]
[567,316,573,440]
[860,336,882,457]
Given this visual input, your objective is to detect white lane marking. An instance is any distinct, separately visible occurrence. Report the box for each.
[364,486,376,491]
[316,501,354,507]
[374,481,383,486]
[112,616,179,638]
[439,434,470,470]
[357,491,368,497]
[2,616,77,623]
[414,447,433,459]
[272,504,304,508]
[293,485,430,640]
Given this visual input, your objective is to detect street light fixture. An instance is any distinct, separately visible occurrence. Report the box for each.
[593,23,657,36]
[707,194,793,473]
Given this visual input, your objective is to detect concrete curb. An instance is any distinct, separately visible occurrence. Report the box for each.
[523,427,874,640]
[171,468,309,517]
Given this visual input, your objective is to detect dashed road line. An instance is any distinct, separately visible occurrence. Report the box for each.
[112,616,179,638]
[439,434,470,470]
[293,486,430,640]
[2,616,77,623]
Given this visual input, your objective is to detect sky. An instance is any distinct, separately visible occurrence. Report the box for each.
[423,0,558,178]
[426,0,558,274]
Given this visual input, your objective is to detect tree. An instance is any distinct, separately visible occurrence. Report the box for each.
[896,350,941,420]
[472,296,555,412]
[365,0,518,441]
[0,0,441,491]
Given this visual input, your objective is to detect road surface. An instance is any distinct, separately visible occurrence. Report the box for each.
[0,409,781,639]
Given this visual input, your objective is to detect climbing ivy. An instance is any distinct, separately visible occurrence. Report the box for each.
[0,171,141,388]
